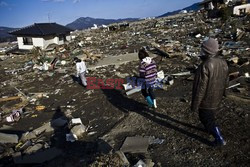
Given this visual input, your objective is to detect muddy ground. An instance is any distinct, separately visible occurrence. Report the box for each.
[0,53,249,167]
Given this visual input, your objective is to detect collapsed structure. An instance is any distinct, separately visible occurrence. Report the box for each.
[0,8,249,167]
[200,0,250,17]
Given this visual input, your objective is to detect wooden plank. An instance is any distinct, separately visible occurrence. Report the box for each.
[0,96,21,102]
[1,99,28,114]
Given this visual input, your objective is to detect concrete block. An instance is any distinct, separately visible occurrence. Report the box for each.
[20,132,37,141]
[70,124,87,138]
[0,132,18,144]
[115,151,130,167]
[33,122,54,136]
[120,136,149,153]
[24,143,43,154]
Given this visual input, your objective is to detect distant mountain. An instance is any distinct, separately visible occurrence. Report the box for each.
[158,2,201,18]
[66,17,139,30]
[0,27,17,42]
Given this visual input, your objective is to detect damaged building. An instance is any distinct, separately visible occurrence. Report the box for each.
[108,22,130,31]
[200,0,250,17]
[0,5,249,167]
[10,23,72,50]
[233,3,250,15]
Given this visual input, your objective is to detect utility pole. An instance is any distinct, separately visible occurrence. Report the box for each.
[48,12,51,23]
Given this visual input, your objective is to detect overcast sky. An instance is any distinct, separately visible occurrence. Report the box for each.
[0,0,201,28]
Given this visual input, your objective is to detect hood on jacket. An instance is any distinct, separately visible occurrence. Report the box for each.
[142,57,152,64]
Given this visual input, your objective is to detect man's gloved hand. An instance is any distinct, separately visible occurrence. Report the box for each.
[86,70,89,74]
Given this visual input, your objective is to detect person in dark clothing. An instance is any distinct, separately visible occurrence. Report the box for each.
[191,38,229,146]
[138,49,157,108]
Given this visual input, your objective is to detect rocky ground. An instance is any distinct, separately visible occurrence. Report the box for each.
[0,12,249,167]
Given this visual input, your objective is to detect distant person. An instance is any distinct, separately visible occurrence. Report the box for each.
[138,49,157,108]
[74,57,88,87]
[191,38,228,146]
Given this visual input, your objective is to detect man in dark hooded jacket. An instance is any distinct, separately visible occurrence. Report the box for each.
[191,38,228,146]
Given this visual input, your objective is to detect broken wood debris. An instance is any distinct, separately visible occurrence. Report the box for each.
[0,8,249,166]
[0,96,21,102]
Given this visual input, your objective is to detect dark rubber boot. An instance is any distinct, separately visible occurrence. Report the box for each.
[212,127,226,146]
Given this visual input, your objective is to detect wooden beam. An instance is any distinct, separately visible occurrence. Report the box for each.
[0,96,21,102]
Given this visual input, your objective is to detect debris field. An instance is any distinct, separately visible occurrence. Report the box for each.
[0,12,249,166]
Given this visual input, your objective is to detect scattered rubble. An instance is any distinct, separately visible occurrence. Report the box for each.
[0,10,249,166]
[120,136,150,154]
[0,133,19,144]
[13,147,63,164]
